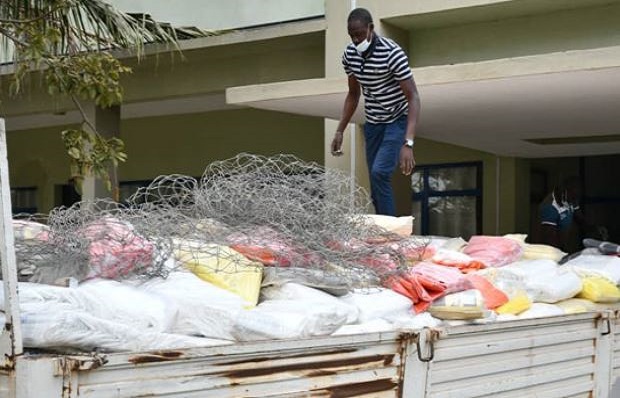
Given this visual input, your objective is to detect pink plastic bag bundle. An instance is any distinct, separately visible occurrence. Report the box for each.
[83,218,155,280]
[463,236,523,267]
[13,220,50,241]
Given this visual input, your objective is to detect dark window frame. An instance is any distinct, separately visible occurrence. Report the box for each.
[11,186,38,214]
[412,161,483,236]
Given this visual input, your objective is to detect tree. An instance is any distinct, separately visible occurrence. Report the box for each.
[0,0,182,197]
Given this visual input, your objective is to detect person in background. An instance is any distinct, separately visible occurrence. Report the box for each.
[539,177,586,252]
[331,7,420,216]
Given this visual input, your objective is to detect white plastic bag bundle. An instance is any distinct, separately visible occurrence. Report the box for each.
[519,303,565,319]
[340,288,413,323]
[1,280,177,333]
[140,272,243,340]
[76,279,176,332]
[565,255,620,284]
[440,237,468,252]
[19,301,229,352]
[233,299,348,341]
[432,249,474,265]
[261,283,359,324]
[501,260,582,303]
[392,312,443,330]
[504,259,558,278]
[496,314,520,322]
[0,282,76,310]
[413,235,451,251]
[476,268,528,304]
[360,214,413,237]
[332,319,395,336]
[527,270,582,304]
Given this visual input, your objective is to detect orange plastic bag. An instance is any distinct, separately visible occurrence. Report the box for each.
[466,274,509,309]
[387,274,444,313]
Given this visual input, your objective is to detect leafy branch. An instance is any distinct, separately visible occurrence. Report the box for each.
[0,0,181,198]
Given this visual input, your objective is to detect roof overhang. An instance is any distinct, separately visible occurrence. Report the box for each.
[227,46,620,158]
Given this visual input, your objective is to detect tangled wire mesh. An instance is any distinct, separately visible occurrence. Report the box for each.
[11,201,173,284]
[8,154,429,290]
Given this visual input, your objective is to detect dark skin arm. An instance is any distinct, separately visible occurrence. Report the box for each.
[331,76,421,176]
[331,74,361,154]
[399,78,420,176]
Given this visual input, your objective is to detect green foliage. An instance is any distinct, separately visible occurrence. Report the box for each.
[0,0,179,195]
[44,53,132,107]
[62,128,127,192]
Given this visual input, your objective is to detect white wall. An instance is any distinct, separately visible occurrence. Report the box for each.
[107,0,325,30]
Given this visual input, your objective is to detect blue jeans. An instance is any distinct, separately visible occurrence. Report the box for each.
[363,115,407,216]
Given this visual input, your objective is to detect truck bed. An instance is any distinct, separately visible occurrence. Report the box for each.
[2,312,615,398]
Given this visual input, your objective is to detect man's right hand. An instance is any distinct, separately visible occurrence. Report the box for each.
[331,131,344,156]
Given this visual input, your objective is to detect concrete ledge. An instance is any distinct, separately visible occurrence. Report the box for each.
[375,0,616,27]
[227,45,620,105]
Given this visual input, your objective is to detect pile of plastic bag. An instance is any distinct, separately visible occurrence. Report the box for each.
[3,214,620,353]
[398,233,620,325]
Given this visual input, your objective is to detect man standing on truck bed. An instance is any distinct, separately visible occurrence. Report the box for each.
[331,7,421,216]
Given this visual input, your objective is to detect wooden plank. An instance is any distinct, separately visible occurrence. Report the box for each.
[97,331,402,367]
[79,343,401,386]
[78,366,400,398]
[473,375,594,398]
[0,118,23,362]
[442,313,598,336]
[436,321,595,350]
[431,341,594,384]
[0,372,9,398]
[429,358,593,398]
[433,328,597,361]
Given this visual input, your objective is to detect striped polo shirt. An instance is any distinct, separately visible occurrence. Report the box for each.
[342,35,413,124]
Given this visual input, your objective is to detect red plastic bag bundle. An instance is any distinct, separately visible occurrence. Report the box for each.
[387,262,472,313]
[386,272,445,314]
[228,227,319,267]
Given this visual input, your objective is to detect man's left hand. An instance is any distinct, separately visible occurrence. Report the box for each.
[400,146,415,175]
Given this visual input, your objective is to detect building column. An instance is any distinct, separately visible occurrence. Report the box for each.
[324,1,372,212]
[81,105,121,202]
[493,156,530,235]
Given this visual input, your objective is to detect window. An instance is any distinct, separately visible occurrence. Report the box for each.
[11,187,37,214]
[412,163,482,239]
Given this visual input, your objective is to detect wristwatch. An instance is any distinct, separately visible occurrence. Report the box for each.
[404,138,414,148]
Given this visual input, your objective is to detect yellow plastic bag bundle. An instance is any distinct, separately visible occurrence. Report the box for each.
[495,291,531,315]
[556,298,597,314]
[174,239,263,308]
[521,244,566,262]
[502,235,566,262]
[577,276,620,303]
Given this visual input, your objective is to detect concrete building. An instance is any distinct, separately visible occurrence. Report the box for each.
[2,0,620,246]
